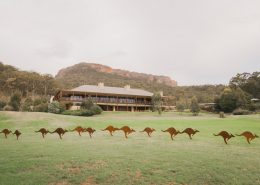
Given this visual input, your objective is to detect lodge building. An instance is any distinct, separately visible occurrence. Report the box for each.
[53,83,166,111]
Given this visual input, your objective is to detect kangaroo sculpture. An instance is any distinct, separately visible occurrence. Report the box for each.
[35,128,49,138]
[119,126,135,139]
[162,127,180,140]
[70,126,85,136]
[140,127,155,137]
[214,131,235,144]
[101,125,119,136]
[13,130,21,140]
[50,128,68,139]
[236,131,258,144]
[181,128,199,139]
[83,127,96,138]
[0,129,12,139]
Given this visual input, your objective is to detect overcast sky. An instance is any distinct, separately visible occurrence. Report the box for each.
[0,0,259,85]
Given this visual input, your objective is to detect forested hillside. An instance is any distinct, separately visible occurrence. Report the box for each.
[55,62,225,103]
[0,61,259,113]
[0,62,58,97]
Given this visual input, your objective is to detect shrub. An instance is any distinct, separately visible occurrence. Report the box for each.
[48,101,63,114]
[176,103,185,113]
[219,111,225,118]
[33,99,42,106]
[0,100,7,110]
[62,110,81,116]
[3,105,13,111]
[63,102,73,110]
[9,92,22,111]
[80,109,95,116]
[233,108,251,115]
[151,93,163,115]
[81,98,94,109]
[22,98,33,112]
[34,103,48,112]
[90,104,103,115]
[62,109,94,117]
[190,96,200,116]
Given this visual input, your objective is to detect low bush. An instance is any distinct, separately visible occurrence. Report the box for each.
[219,111,225,118]
[34,103,48,112]
[22,98,33,112]
[48,101,63,114]
[62,109,94,117]
[3,105,13,111]
[90,104,103,115]
[0,100,7,110]
[233,108,251,115]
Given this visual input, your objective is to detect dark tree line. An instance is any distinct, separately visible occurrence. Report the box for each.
[0,61,259,114]
[0,62,59,111]
[214,72,260,113]
[229,72,260,99]
[0,62,59,97]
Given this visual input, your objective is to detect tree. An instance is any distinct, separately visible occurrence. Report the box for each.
[0,100,6,110]
[48,101,63,114]
[151,93,162,115]
[230,72,260,99]
[216,87,250,113]
[218,88,237,113]
[190,96,200,116]
[81,97,94,110]
[22,97,33,111]
[9,92,22,111]
[176,102,185,113]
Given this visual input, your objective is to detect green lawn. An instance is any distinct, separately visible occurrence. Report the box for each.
[0,111,260,185]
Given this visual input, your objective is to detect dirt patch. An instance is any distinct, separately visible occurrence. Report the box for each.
[81,176,98,185]
[67,166,81,174]
[55,163,81,174]
[135,169,142,179]
[83,160,107,170]
[48,181,71,185]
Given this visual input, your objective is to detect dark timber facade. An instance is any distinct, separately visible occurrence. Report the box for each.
[53,83,161,112]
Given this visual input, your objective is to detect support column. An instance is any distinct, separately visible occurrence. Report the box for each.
[131,106,134,112]
[113,106,116,112]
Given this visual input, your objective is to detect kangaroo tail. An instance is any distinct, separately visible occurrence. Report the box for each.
[101,129,107,131]
[213,133,219,136]
[235,134,242,136]
[161,130,167,132]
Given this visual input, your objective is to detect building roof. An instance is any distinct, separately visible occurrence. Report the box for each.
[70,84,153,97]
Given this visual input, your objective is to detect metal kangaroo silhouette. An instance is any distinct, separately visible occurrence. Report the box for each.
[13,130,21,140]
[119,126,135,139]
[70,126,85,136]
[50,128,68,139]
[180,128,199,139]
[140,127,155,137]
[236,131,258,144]
[101,125,119,136]
[162,127,180,140]
[35,128,49,138]
[214,131,235,144]
[83,127,96,138]
[0,129,12,139]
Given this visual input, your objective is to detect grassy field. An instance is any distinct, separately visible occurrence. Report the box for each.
[0,111,260,185]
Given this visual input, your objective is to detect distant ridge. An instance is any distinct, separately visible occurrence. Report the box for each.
[55,62,177,93]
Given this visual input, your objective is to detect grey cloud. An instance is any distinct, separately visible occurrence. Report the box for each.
[0,0,259,85]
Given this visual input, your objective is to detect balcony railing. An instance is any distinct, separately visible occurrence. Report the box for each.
[59,97,151,105]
